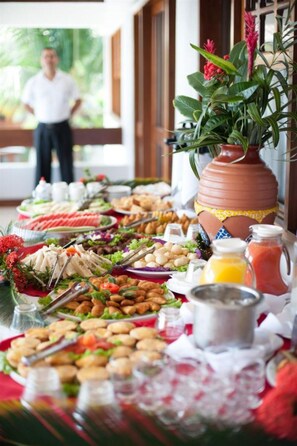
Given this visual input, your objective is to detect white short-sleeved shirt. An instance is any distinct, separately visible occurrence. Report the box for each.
[22,69,80,124]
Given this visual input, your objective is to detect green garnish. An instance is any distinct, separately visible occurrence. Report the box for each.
[0,352,14,375]
[62,383,80,397]
[128,238,153,250]
[105,251,124,264]
[38,296,53,306]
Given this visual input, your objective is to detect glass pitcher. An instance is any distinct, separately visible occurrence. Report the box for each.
[199,238,254,286]
[246,224,290,295]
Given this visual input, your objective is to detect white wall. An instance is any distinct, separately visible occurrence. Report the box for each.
[172,0,205,208]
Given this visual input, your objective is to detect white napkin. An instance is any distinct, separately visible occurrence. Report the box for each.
[259,303,295,338]
[179,302,195,324]
[165,329,283,376]
[256,293,290,317]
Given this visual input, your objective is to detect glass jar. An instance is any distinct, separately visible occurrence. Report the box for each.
[155,307,185,342]
[246,224,290,295]
[199,238,253,285]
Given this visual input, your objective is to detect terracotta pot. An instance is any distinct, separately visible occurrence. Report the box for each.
[195,145,278,241]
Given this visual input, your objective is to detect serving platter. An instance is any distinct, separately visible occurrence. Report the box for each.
[17,199,113,218]
[125,267,178,279]
[54,290,177,322]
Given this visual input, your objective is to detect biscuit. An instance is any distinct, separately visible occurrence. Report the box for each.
[11,337,40,350]
[24,328,50,341]
[84,328,111,339]
[129,327,158,340]
[6,347,35,368]
[110,346,133,359]
[48,321,77,332]
[55,365,78,383]
[75,354,108,368]
[45,351,74,366]
[80,319,108,331]
[76,367,109,383]
[107,334,136,347]
[108,321,136,334]
[106,358,133,376]
[136,339,167,352]
[129,350,162,364]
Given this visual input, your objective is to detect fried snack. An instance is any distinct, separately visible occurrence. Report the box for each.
[55,365,78,383]
[75,355,108,368]
[112,194,172,213]
[11,337,40,350]
[120,211,198,234]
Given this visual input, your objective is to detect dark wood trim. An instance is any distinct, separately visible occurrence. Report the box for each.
[111,29,121,117]
[0,128,122,148]
[0,200,20,207]
[200,0,231,60]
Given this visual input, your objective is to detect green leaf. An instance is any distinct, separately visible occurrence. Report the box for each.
[265,116,280,147]
[228,82,258,100]
[189,150,200,179]
[227,130,249,152]
[190,43,239,75]
[187,72,208,96]
[173,95,201,118]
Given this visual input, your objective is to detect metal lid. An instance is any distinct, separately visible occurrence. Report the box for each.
[186,283,263,309]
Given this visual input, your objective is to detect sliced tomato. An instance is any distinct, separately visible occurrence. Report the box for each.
[100,282,120,293]
[66,246,79,256]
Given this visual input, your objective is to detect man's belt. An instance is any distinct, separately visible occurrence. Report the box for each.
[39,119,69,129]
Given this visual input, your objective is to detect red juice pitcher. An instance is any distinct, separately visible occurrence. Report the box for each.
[246,225,290,295]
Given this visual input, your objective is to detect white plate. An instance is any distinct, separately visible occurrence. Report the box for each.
[266,357,277,387]
[113,208,146,215]
[10,371,26,387]
[125,267,178,279]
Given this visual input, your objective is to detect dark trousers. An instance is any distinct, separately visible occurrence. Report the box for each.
[34,120,74,186]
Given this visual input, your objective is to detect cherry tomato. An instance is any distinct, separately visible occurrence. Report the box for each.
[100,282,120,293]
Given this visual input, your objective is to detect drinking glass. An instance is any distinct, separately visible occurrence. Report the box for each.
[185,259,207,283]
[21,367,65,408]
[110,371,139,404]
[163,223,185,243]
[186,224,200,241]
[155,307,185,342]
[133,358,173,412]
[10,303,45,333]
[75,379,115,413]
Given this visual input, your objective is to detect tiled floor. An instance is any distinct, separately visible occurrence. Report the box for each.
[0,207,18,232]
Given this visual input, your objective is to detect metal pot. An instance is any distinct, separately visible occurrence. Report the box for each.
[186,283,263,349]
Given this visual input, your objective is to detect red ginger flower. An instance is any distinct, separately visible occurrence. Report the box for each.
[0,235,23,254]
[203,39,229,81]
[244,11,258,79]
[5,251,19,268]
[256,388,297,441]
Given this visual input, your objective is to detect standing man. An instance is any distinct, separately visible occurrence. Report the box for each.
[22,47,82,186]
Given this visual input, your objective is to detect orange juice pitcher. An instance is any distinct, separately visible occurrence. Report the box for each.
[199,238,253,285]
[246,225,290,295]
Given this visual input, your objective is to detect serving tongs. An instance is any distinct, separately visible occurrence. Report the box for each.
[123,215,158,229]
[47,254,73,290]
[21,335,79,367]
[76,185,109,211]
[117,245,156,267]
[40,282,90,317]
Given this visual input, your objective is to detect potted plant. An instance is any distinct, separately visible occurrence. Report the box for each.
[173,8,297,241]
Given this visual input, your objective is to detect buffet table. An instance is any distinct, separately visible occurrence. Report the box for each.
[0,204,296,445]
